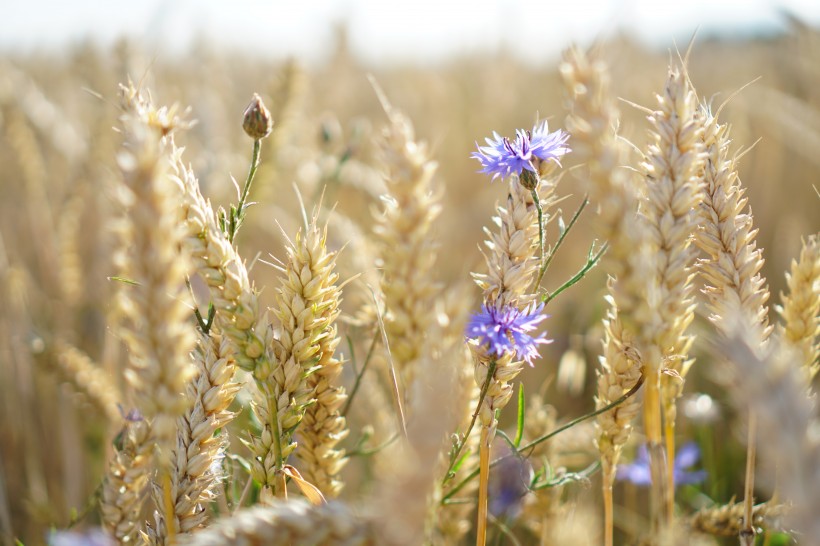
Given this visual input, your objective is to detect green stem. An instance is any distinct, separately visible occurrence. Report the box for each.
[532,188,545,278]
[541,242,608,305]
[342,329,380,417]
[441,374,644,503]
[229,138,262,245]
[536,196,589,288]
[442,360,498,485]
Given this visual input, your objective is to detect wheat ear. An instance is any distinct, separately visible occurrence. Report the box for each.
[693,105,771,543]
[248,213,341,500]
[100,416,153,543]
[560,46,647,546]
[777,234,820,382]
[145,332,240,544]
[177,501,374,546]
[639,58,705,525]
[373,99,442,394]
[294,219,347,499]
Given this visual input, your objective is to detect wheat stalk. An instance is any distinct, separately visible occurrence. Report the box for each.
[560,46,648,546]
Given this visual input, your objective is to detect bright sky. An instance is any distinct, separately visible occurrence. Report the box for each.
[3,0,820,64]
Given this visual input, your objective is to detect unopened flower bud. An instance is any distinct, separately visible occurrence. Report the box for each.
[242,93,273,140]
[519,169,539,190]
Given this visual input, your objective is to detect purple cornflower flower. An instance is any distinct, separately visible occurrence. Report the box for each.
[472,121,570,181]
[616,442,707,487]
[466,302,551,365]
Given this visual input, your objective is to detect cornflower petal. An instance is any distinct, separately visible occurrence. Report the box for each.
[472,122,570,181]
[466,303,551,365]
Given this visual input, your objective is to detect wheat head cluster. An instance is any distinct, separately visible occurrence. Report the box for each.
[0,28,819,546]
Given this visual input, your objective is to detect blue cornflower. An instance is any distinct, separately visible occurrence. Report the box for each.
[616,442,707,487]
[466,302,551,365]
[472,121,570,181]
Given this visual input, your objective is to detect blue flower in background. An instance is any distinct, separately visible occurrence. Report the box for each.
[617,442,707,487]
[466,303,551,365]
[472,121,570,181]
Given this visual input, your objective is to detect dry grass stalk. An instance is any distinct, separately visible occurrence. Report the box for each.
[294,226,347,499]
[100,416,153,544]
[114,85,197,457]
[248,214,341,499]
[177,500,375,546]
[145,332,240,543]
[720,313,820,544]
[52,341,122,424]
[560,47,647,545]
[372,319,464,546]
[777,234,820,382]
[639,58,705,522]
[373,101,442,393]
[694,105,771,541]
[690,500,788,537]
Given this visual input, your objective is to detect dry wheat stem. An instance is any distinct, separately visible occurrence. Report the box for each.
[720,315,820,544]
[777,234,820,382]
[690,500,788,538]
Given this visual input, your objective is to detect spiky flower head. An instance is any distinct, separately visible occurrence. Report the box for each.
[466,303,551,365]
[472,121,570,182]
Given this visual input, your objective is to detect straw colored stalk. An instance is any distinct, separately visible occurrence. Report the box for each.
[177,501,375,546]
[560,47,648,546]
[720,315,820,544]
[372,319,465,546]
[52,341,122,424]
[777,234,820,382]
[114,87,197,459]
[693,106,771,542]
[294,237,347,499]
[100,416,153,544]
[638,60,705,523]
[248,215,341,500]
[145,332,240,544]
[374,103,442,393]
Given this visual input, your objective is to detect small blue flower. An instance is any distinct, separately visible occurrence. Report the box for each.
[616,442,707,487]
[466,303,551,365]
[472,121,570,181]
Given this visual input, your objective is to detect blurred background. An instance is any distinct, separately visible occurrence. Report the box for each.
[1,1,819,544]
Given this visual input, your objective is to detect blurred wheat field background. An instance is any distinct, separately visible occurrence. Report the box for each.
[0,16,819,546]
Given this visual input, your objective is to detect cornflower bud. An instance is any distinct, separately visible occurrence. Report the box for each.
[242,93,273,140]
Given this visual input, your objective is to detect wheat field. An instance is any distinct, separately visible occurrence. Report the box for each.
[0,21,818,546]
